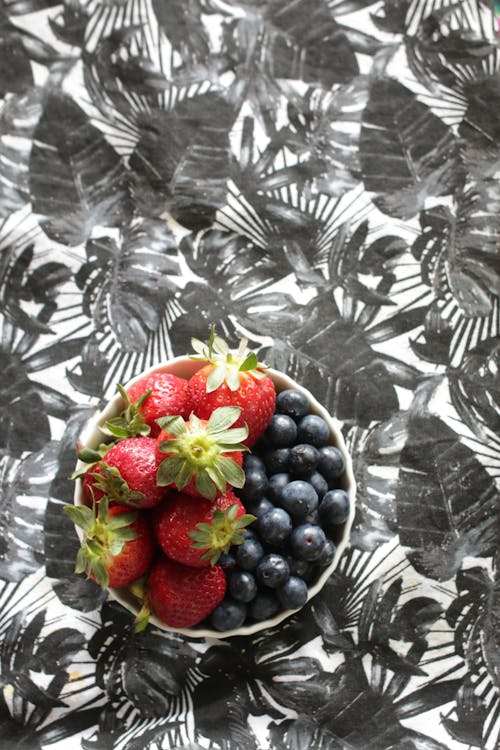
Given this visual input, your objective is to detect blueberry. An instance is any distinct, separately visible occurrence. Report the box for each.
[306,509,319,525]
[210,598,247,631]
[265,414,298,447]
[318,489,350,526]
[238,466,269,503]
[318,446,345,482]
[264,447,291,474]
[276,389,309,420]
[255,553,290,589]
[218,552,236,570]
[258,507,293,546]
[234,534,264,570]
[288,444,320,475]
[316,538,336,567]
[228,570,258,603]
[307,471,329,500]
[287,557,316,583]
[297,414,330,447]
[290,524,327,561]
[246,496,274,520]
[268,473,290,503]
[249,591,280,621]
[280,480,318,521]
[277,576,309,610]
[243,454,266,473]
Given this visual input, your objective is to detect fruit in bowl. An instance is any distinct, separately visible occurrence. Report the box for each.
[68,330,356,637]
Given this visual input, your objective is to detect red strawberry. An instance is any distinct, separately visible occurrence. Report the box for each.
[64,498,156,589]
[84,437,167,509]
[146,556,226,628]
[155,407,247,500]
[127,371,189,438]
[188,329,276,447]
[153,490,254,567]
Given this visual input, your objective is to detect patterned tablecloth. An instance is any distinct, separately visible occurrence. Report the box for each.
[1,1,499,749]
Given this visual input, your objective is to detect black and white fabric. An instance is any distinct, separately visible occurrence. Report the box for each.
[0,0,499,748]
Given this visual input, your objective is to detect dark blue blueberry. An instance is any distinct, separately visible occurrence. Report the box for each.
[318,446,345,482]
[307,471,329,500]
[234,535,265,570]
[316,538,336,567]
[287,557,316,583]
[228,570,258,603]
[210,598,247,631]
[306,509,319,525]
[288,444,320,476]
[218,552,236,570]
[243,453,266,473]
[238,466,269,503]
[258,507,293,546]
[290,524,327,561]
[265,414,298,447]
[268,473,290,503]
[255,553,290,589]
[264,447,291,474]
[297,414,330,447]
[318,489,350,526]
[277,576,309,610]
[280,480,318,521]
[275,389,309,420]
[249,591,280,621]
[246,496,274,520]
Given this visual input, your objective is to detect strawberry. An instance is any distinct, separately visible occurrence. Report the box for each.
[155,407,247,501]
[188,329,276,447]
[127,371,189,438]
[64,498,156,589]
[153,489,255,567]
[84,437,166,509]
[145,556,226,628]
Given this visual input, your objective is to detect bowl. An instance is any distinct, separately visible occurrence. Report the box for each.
[73,356,356,638]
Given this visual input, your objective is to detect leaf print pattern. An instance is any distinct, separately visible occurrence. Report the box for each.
[0,0,498,749]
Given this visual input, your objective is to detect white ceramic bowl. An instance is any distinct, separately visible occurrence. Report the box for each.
[73,356,356,638]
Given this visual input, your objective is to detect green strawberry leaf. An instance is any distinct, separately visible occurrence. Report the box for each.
[214,427,248,444]
[92,464,145,507]
[225,367,240,391]
[64,504,95,532]
[213,334,229,356]
[195,471,217,500]
[206,365,227,393]
[157,456,185,486]
[156,415,187,436]
[189,504,257,565]
[77,448,104,464]
[239,352,258,371]
[107,512,139,530]
[75,547,87,574]
[188,413,203,432]
[206,406,241,434]
[175,459,194,490]
[214,456,246,488]
[205,465,227,494]
[134,602,151,633]
[91,558,109,589]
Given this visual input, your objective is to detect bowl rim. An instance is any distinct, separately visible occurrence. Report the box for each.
[73,355,356,638]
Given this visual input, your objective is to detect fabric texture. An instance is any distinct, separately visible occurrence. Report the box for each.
[0,0,499,748]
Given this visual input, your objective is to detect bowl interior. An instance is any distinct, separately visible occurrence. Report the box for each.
[74,357,356,638]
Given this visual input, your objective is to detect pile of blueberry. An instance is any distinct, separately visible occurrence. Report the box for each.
[207,388,351,632]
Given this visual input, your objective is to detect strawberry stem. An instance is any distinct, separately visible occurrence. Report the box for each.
[156,408,248,500]
[64,498,139,589]
[190,328,268,393]
[101,384,152,439]
[189,504,256,565]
